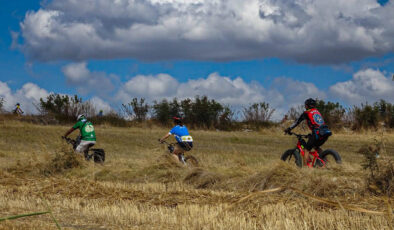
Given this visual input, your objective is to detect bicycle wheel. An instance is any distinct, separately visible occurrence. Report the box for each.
[281,149,302,168]
[320,149,341,165]
[185,155,199,167]
[91,149,105,163]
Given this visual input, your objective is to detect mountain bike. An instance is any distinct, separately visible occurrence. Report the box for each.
[63,136,105,163]
[281,132,341,168]
[159,139,199,167]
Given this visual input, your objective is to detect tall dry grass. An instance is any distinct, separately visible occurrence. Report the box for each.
[0,120,393,229]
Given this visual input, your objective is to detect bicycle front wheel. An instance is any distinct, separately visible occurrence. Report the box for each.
[281,149,302,168]
[185,155,199,167]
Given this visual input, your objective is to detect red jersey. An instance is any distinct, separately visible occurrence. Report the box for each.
[290,108,325,131]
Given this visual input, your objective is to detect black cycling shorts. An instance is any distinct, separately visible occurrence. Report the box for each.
[177,142,193,151]
[305,132,329,151]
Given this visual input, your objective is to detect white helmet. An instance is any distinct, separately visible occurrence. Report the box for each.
[77,114,85,121]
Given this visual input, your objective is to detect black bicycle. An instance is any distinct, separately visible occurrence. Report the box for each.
[159,139,199,167]
[63,136,105,163]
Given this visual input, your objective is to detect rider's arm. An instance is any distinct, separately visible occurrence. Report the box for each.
[288,113,306,130]
[160,133,171,143]
[64,127,75,137]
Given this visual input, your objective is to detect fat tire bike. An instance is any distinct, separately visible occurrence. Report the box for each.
[63,136,105,163]
[281,132,341,168]
[159,139,199,167]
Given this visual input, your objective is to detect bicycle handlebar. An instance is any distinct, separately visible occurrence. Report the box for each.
[62,136,75,144]
[287,131,310,138]
[158,139,176,146]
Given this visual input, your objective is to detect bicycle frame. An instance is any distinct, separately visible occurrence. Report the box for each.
[291,132,325,167]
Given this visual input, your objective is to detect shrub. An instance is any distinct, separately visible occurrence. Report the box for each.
[39,94,95,123]
[374,100,394,128]
[351,103,379,130]
[315,100,345,129]
[152,96,228,129]
[243,102,275,129]
[358,141,393,196]
[0,97,4,113]
[190,96,224,128]
[121,98,149,122]
[152,98,181,126]
[286,105,304,121]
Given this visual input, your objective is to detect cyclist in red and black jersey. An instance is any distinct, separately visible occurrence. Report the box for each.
[285,98,332,167]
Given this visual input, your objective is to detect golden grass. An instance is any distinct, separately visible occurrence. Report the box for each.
[0,120,393,229]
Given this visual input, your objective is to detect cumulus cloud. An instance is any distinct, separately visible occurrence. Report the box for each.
[17,0,394,64]
[0,80,114,115]
[62,62,116,97]
[117,73,266,104]
[329,68,394,104]
[0,82,49,114]
[117,74,179,102]
[116,72,324,119]
[89,97,113,114]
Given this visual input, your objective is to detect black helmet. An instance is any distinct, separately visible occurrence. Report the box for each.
[173,116,182,124]
[304,98,316,108]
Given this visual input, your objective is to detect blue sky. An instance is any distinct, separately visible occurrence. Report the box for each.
[0,0,393,116]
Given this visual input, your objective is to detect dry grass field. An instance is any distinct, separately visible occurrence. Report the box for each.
[0,119,393,229]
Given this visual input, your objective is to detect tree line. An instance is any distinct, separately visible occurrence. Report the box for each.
[0,94,393,130]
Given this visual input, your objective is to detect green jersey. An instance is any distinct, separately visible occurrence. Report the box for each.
[73,119,96,141]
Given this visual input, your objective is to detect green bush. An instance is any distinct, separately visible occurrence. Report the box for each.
[39,94,94,123]
[352,103,379,130]
[152,96,227,129]
[374,100,394,128]
[315,100,345,129]
[121,98,149,122]
[0,97,4,113]
[152,98,181,126]
[243,102,275,129]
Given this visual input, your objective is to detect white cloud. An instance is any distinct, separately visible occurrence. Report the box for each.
[176,73,267,105]
[0,81,115,115]
[0,82,49,114]
[17,0,394,64]
[117,74,179,102]
[116,72,324,119]
[62,62,90,84]
[89,97,113,114]
[329,68,394,104]
[62,62,116,97]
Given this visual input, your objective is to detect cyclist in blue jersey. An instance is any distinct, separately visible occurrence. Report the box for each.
[160,117,193,163]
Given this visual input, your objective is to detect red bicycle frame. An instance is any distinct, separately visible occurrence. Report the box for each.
[296,139,325,168]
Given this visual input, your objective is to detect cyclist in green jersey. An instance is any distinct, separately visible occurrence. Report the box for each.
[63,114,97,153]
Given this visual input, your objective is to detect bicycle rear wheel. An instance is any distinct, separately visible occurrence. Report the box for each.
[281,149,302,168]
[185,155,199,167]
[320,149,341,165]
[91,149,105,163]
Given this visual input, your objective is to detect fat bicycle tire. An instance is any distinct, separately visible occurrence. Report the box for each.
[185,155,199,167]
[281,149,302,168]
[91,149,105,163]
[320,149,341,165]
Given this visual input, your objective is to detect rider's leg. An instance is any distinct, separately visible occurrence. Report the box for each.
[305,135,317,167]
[173,144,185,162]
[316,147,323,155]
[75,140,96,154]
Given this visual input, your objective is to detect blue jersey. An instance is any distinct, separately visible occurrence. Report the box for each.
[169,125,193,143]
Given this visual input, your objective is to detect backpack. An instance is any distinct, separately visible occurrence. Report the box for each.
[318,125,332,138]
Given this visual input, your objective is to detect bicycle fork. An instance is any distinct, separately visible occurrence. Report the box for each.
[178,154,186,164]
